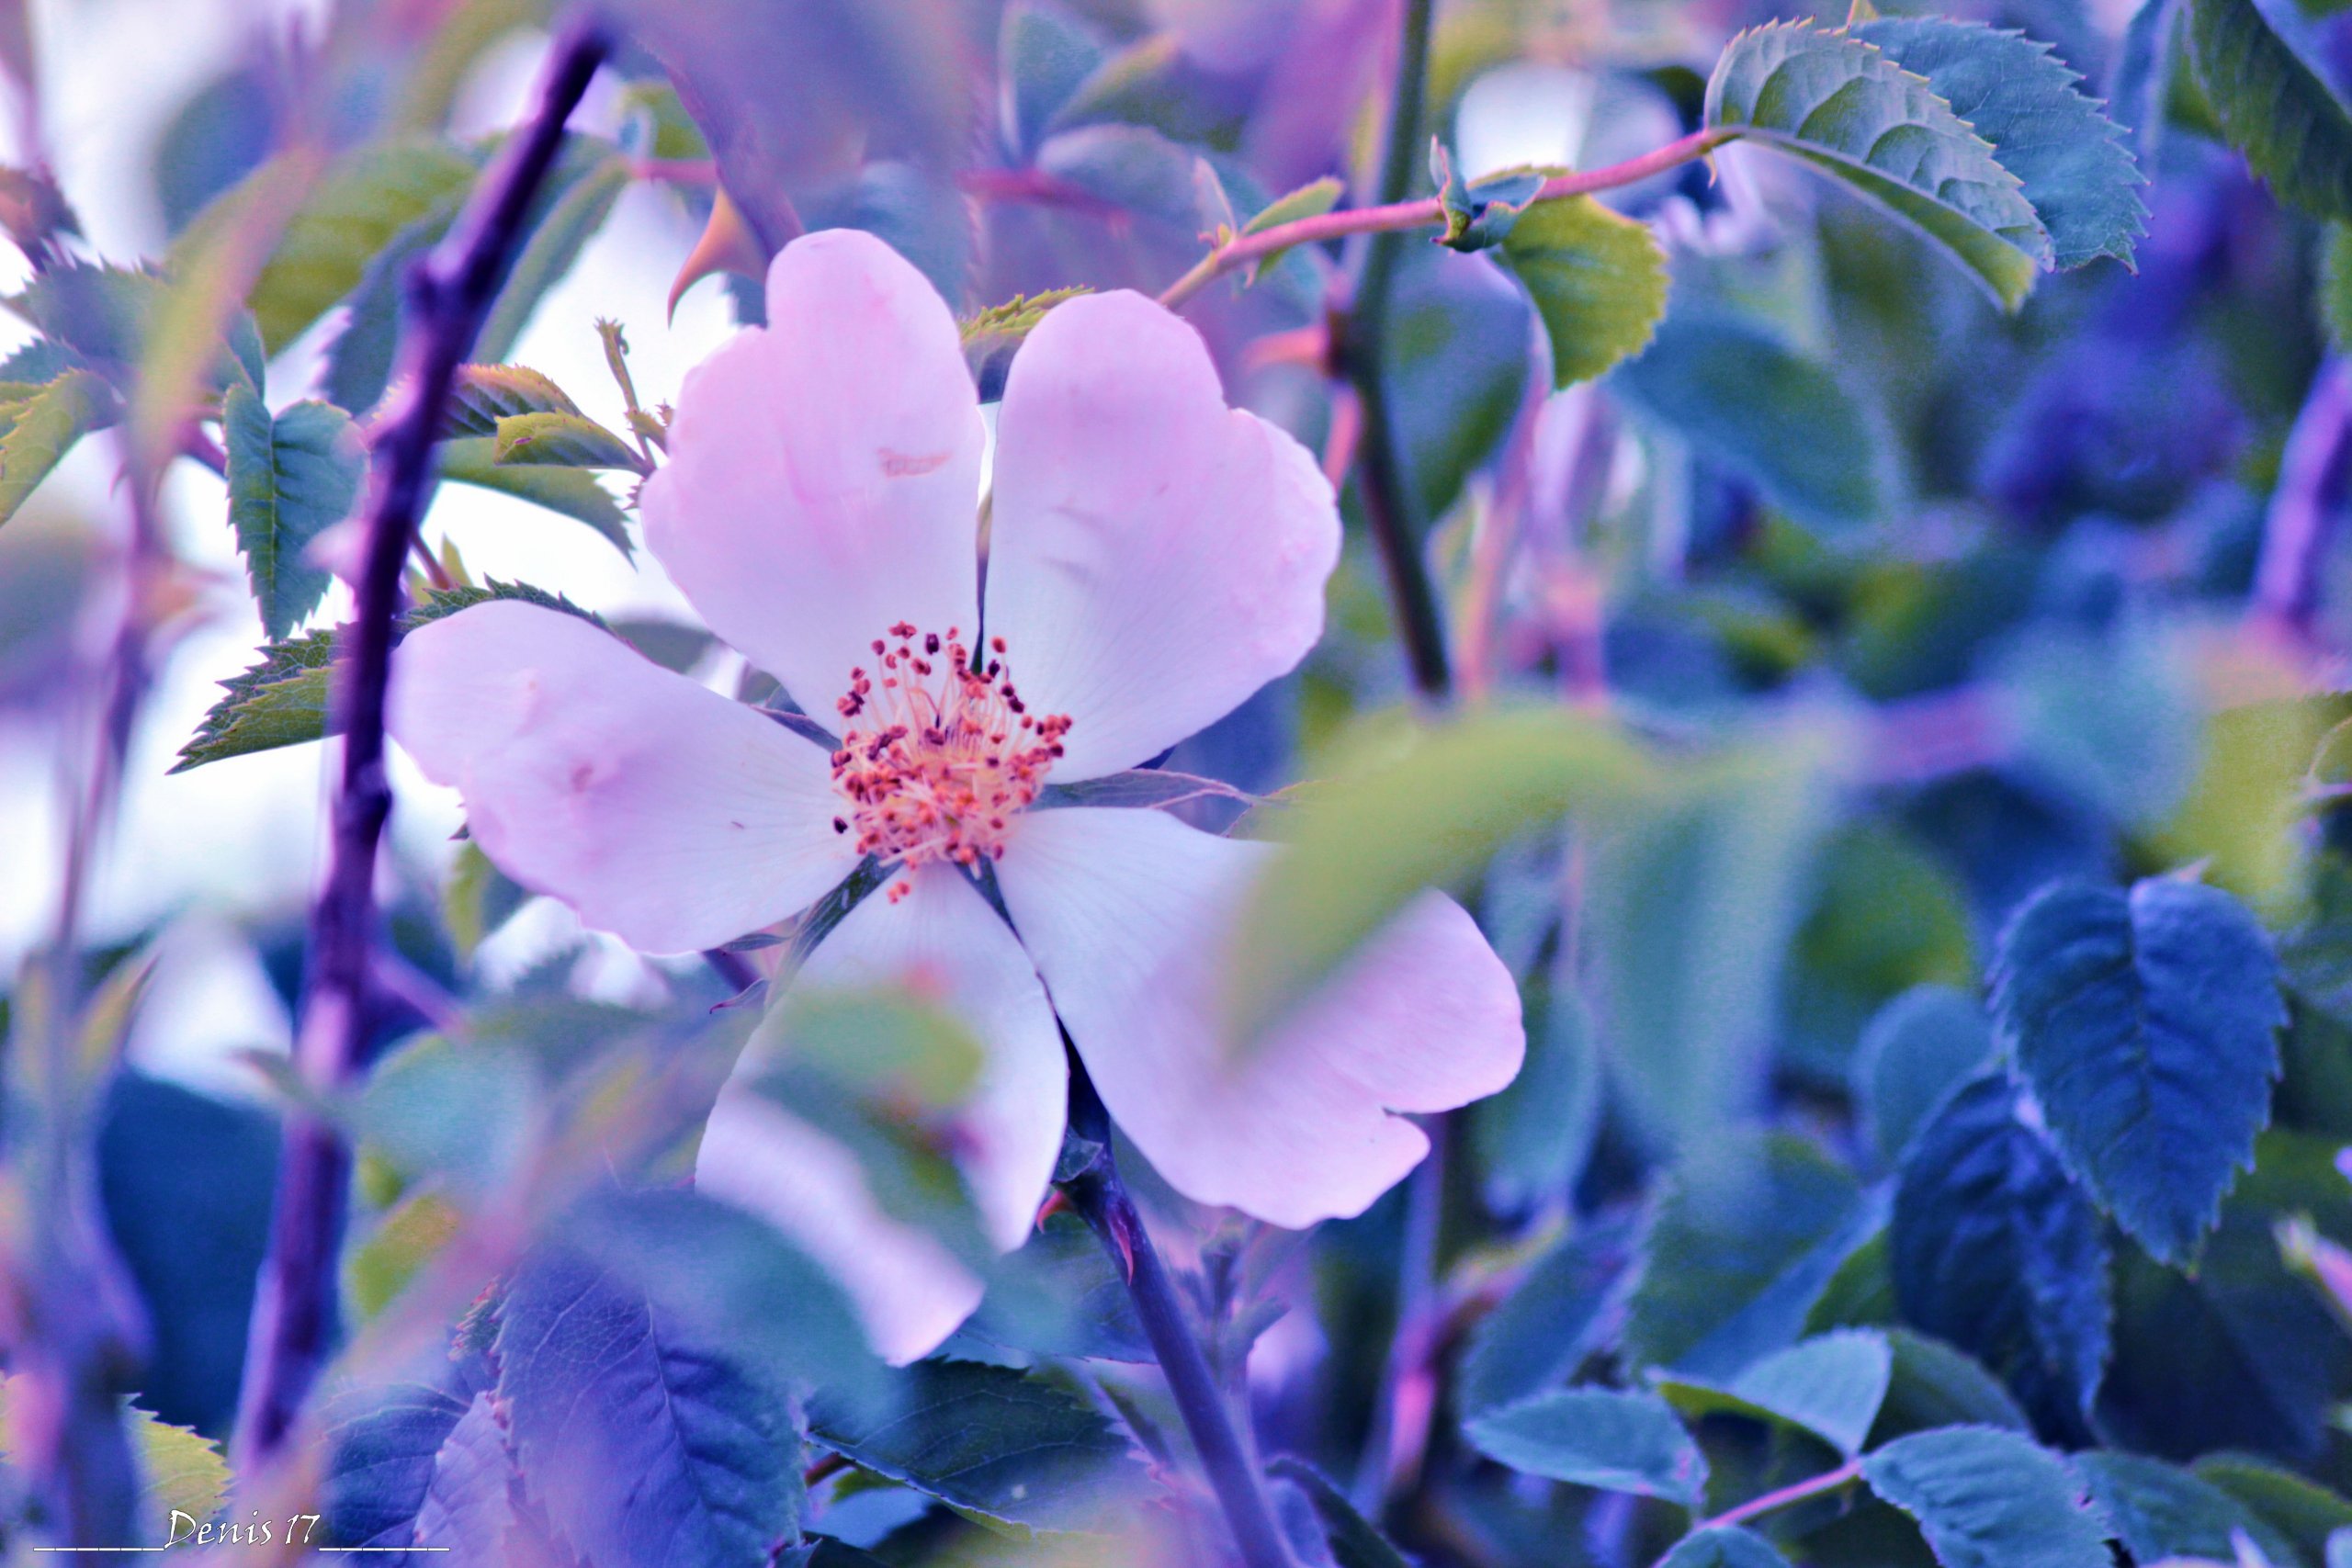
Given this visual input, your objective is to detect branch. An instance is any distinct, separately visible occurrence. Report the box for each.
[2252,355,2352,640]
[1157,129,1733,312]
[1059,1056,1295,1568]
[230,17,613,1475]
[1678,1456,1865,1543]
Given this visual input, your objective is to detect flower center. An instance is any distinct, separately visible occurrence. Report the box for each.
[829,622,1071,899]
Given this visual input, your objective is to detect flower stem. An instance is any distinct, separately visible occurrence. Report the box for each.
[1060,1056,1294,1568]
[1155,129,1733,313]
[230,17,613,1476]
[1685,1456,1867,1540]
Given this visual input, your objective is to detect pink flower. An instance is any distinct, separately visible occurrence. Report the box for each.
[389,231,1523,1360]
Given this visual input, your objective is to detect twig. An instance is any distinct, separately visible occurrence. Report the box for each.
[2252,356,2352,640]
[1678,1456,1865,1541]
[1157,129,1732,312]
[1060,1056,1294,1568]
[231,17,613,1474]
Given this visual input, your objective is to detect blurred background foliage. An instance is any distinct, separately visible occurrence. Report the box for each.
[4,0,2352,1562]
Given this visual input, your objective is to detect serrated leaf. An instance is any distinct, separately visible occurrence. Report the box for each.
[409,1392,520,1559]
[808,1359,1153,1535]
[1852,985,1994,1165]
[1707,20,2051,308]
[1655,1329,1893,1458]
[492,410,641,470]
[2188,0,2352,219]
[1993,877,2285,1264]
[959,287,1090,400]
[123,1402,231,1532]
[222,387,366,638]
[443,364,583,438]
[495,1242,809,1566]
[1612,315,1892,534]
[1464,1388,1709,1506]
[2078,1450,2270,1565]
[437,435,630,557]
[1625,1131,1875,1380]
[203,141,477,355]
[1861,1427,2110,1568]
[173,580,605,771]
[1499,193,1668,388]
[1658,1527,1794,1568]
[0,367,116,526]
[1891,1075,2110,1435]
[1853,19,2147,270]
[1458,1216,1634,1415]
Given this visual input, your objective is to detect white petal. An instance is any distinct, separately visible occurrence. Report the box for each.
[997,808,1524,1227]
[388,601,858,954]
[640,229,985,716]
[984,290,1340,781]
[695,865,1066,1360]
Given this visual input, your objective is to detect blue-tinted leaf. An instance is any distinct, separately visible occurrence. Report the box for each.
[319,1383,475,1555]
[1872,1329,2031,1443]
[1266,1458,1412,1568]
[1000,2,1108,160]
[957,1212,1149,1364]
[1656,1329,1893,1458]
[1472,987,1600,1212]
[807,1359,1153,1535]
[2187,0,2352,219]
[474,144,629,366]
[1658,1527,1795,1568]
[1852,986,1994,1166]
[1993,877,2285,1263]
[222,387,366,638]
[1613,315,1893,535]
[1853,19,2147,270]
[1891,1076,2110,1435]
[1624,1132,1876,1380]
[2196,1454,2352,1564]
[1458,1216,1633,1416]
[1860,1427,2110,1568]
[1464,1388,1709,1506]
[2077,1450,2269,1565]
[1385,243,1536,527]
[409,1393,520,1558]
[1706,21,2049,308]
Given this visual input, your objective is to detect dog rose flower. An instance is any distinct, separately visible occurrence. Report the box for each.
[389,230,1522,1360]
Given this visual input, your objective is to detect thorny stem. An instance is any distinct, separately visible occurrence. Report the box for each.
[1061,1055,1295,1568]
[1678,1456,1866,1543]
[231,17,613,1474]
[1156,129,1734,313]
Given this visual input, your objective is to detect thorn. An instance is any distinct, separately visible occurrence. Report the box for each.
[1035,1189,1077,1229]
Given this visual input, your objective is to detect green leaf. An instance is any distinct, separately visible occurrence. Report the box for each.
[1891,1075,2110,1435]
[1624,1131,1876,1380]
[1266,1458,1413,1568]
[2078,1450,2271,1565]
[959,287,1091,400]
[1243,175,1344,236]
[474,145,630,365]
[1655,1329,1893,1458]
[320,196,460,414]
[0,368,117,527]
[1224,707,1659,1042]
[1993,877,2286,1264]
[437,435,631,557]
[1862,1427,2109,1568]
[1498,192,1669,388]
[808,1359,1154,1535]
[1705,20,2051,308]
[1458,1216,1634,1415]
[1657,1527,1794,1568]
[173,579,605,771]
[1464,1388,1709,1506]
[443,363,583,437]
[124,1402,231,1532]
[1852,19,2147,270]
[1871,1329,2031,1443]
[1612,315,1893,535]
[210,141,477,355]
[491,409,642,470]
[1784,825,1978,1084]
[222,387,366,638]
[1851,985,1994,1165]
[2188,0,2352,219]
[2196,1455,2352,1564]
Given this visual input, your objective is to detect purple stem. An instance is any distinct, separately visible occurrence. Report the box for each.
[230,17,613,1473]
[2254,356,2352,638]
